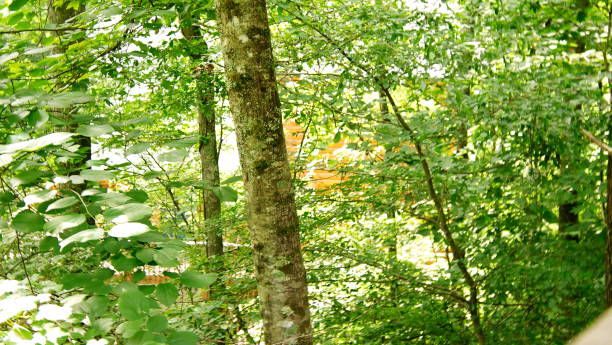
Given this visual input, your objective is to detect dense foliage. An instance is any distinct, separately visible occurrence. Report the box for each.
[1,0,611,344]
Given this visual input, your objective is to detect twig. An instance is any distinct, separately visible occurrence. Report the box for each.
[581,128,612,154]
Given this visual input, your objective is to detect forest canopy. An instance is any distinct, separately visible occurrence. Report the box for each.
[0,0,611,344]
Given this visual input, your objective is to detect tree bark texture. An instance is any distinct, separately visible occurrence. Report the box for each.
[180,15,223,260]
[215,1,313,344]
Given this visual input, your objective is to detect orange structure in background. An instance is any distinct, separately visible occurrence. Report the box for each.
[284,119,349,189]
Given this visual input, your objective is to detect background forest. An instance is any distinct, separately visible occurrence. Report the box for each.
[1,0,611,344]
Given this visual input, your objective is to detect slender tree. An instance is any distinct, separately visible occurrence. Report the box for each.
[215,0,313,344]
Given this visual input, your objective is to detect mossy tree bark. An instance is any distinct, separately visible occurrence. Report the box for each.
[180,10,224,262]
[215,1,313,344]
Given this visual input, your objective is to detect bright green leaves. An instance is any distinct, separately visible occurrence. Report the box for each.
[117,320,145,338]
[11,210,45,233]
[158,149,188,162]
[212,186,238,202]
[155,284,178,306]
[43,214,86,234]
[24,190,56,206]
[104,203,152,223]
[0,132,73,154]
[126,143,151,155]
[108,222,150,238]
[76,124,115,137]
[80,169,115,181]
[118,290,150,320]
[47,92,94,108]
[152,248,180,267]
[168,331,199,345]
[147,315,168,332]
[179,271,217,289]
[8,0,29,11]
[47,197,79,211]
[59,228,104,248]
[111,255,141,272]
[27,109,48,128]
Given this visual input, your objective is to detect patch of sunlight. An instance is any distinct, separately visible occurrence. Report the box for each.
[36,304,72,321]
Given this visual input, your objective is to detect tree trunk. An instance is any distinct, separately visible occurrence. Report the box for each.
[180,13,224,262]
[48,0,91,182]
[215,1,313,344]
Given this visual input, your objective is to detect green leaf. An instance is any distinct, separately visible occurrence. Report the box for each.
[59,228,104,248]
[43,214,86,234]
[24,190,57,206]
[8,0,29,11]
[135,248,156,263]
[158,149,188,162]
[0,191,15,203]
[126,143,151,155]
[152,248,179,267]
[117,320,145,338]
[221,175,242,184]
[47,91,93,108]
[11,210,45,233]
[108,222,150,238]
[166,136,198,148]
[78,295,109,319]
[39,236,59,252]
[126,189,149,202]
[168,331,199,345]
[80,169,115,181]
[155,283,178,306]
[179,271,217,289]
[212,186,238,202]
[147,315,168,332]
[46,196,79,211]
[104,203,152,223]
[27,109,49,128]
[111,255,141,272]
[118,290,149,321]
[0,132,73,154]
[76,124,115,137]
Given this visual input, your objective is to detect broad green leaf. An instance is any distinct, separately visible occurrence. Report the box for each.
[80,169,115,181]
[166,136,198,148]
[118,290,149,320]
[39,236,59,252]
[126,189,148,202]
[108,222,150,238]
[158,149,188,162]
[59,228,104,248]
[155,283,178,306]
[212,186,238,202]
[0,132,73,154]
[27,109,49,128]
[47,197,79,211]
[46,92,93,108]
[221,175,242,184]
[77,295,109,319]
[147,315,168,332]
[8,0,29,11]
[111,255,141,272]
[135,248,156,263]
[11,210,45,233]
[179,271,217,289]
[168,331,199,345]
[117,320,145,338]
[0,191,15,203]
[152,248,179,267]
[43,214,86,234]
[76,124,115,137]
[24,190,57,206]
[104,203,152,223]
[126,142,151,155]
